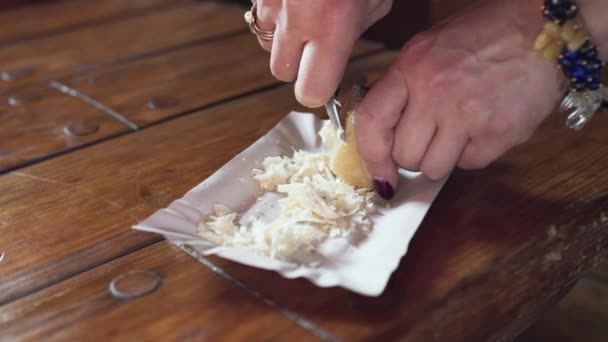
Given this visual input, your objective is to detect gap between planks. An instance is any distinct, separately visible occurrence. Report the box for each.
[0,48,390,338]
[177,244,339,342]
[1,47,385,175]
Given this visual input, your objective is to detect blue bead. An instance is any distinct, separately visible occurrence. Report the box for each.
[589,83,600,91]
[562,48,578,62]
[571,65,586,79]
[586,59,602,70]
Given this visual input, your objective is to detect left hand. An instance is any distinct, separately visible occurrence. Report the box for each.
[355,0,567,198]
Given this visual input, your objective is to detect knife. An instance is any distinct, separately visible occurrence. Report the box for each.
[324,93,345,142]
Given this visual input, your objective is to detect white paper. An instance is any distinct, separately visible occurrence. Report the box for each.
[133,112,446,296]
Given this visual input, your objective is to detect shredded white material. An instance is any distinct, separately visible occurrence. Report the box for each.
[198,122,376,261]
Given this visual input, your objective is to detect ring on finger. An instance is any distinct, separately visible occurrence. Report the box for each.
[244,1,274,41]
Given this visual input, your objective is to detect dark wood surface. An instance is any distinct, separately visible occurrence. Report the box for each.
[0,30,379,171]
[0,1,607,341]
[0,0,183,45]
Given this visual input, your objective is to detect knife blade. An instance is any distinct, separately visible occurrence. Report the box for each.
[324,94,345,142]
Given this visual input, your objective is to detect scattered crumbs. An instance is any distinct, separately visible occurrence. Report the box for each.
[544,251,562,263]
[0,252,4,263]
[241,157,247,161]
[254,161,260,166]
[239,177,246,183]
[600,212,607,223]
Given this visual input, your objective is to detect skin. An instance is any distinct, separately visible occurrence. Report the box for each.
[254,0,607,199]
[253,0,393,107]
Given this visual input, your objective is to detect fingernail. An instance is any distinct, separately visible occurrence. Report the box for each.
[373,179,395,200]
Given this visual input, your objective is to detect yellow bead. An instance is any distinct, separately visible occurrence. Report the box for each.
[568,33,587,50]
[534,32,552,50]
[544,22,562,39]
[561,20,578,41]
[543,42,563,60]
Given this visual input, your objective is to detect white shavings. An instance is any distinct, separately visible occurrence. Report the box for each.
[198,132,376,261]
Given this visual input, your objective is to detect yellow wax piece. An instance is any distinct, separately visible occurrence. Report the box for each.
[328,113,372,189]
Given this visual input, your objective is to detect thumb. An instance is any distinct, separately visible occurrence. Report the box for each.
[355,68,408,200]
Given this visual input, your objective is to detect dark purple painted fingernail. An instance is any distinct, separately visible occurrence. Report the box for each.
[373,179,395,200]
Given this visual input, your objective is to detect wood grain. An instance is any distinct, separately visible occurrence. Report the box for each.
[59,32,382,126]
[0,0,184,45]
[0,84,128,171]
[587,262,608,284]
[0,242,318,341]
[0,34,380,172]
[2,47,608,340]
[0,1,245,90]
[0,53,394,308]
[516,277,608,342]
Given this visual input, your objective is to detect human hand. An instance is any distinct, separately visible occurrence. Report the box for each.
[355,0,567,199]
[253,0,392,107]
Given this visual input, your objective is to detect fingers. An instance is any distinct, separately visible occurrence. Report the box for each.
[419,127,468,180]
[295,36,356,107]
[270,22,303,82]
[457,133,521,170]
[355,68,409,199]
[362,0,392,31]
[253,0,279,51]
[392,115,437,172]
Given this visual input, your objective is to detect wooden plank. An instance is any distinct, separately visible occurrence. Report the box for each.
[0,34,380,172]
[0,0,185,45]
[0,1,246,90]
[0,242,318,341]
[205,102,608,341]
[588,262,608,284]
[59,32,383,126]
[202,105,608,341]
[516,277,608,342]
[3,51,607,340]
[0,53,395,307]
[0,84,128,171]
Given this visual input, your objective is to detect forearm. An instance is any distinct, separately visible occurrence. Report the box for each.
[574,0,608,58]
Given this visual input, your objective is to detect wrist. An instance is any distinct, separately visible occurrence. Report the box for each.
[576,0,608,59]
[531,0,606,130]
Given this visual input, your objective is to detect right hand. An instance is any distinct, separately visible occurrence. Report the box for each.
[253,0,393,108]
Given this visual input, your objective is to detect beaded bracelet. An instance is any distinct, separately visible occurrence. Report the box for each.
[534,0,607,130]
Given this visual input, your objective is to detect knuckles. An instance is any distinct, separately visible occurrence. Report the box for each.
[420,164,450,181]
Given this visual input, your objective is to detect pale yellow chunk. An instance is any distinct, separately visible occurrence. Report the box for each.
[326,113,372,189]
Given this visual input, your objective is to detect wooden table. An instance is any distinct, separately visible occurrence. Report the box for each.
[1,1,607,341]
